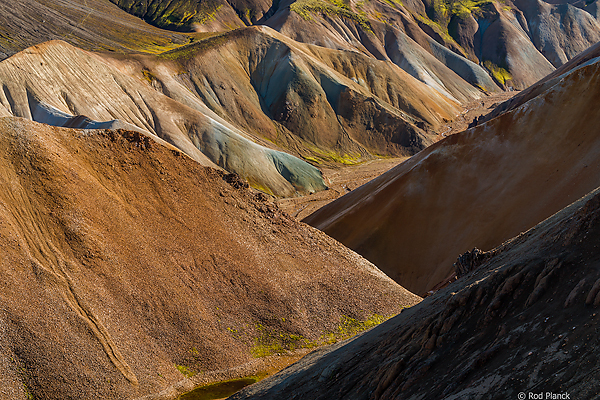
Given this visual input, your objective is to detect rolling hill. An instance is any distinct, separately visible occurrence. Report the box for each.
[305,41,600,294]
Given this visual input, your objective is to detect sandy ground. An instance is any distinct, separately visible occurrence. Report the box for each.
[438,91,519,136]
[277,158,408,220]
[277,91,519,221]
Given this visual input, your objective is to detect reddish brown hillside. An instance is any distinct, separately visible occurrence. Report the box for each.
[305,52,600,294]
[233,165,600,400]
[0,117,418,399]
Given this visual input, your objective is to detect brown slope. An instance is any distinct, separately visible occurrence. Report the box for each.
[481,40,600,123]
[0,117,419,400]
[265,5,501,98]
[232,168,600,400]
[261,0,600,90]
[0,0,190,59]
[304,52,600,294]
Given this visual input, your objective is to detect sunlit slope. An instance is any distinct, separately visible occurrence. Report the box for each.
[157,26,463,163]
[0,117,419,399]
[306,51,600,294]
[0,40,327,196]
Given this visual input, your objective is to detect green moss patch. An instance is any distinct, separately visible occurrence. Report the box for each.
[483,60,512,85]
[290,0,373,32]
[176,364,196,378]
[305,145,364,165]
[251,314,392,358]
[450,0,494,18]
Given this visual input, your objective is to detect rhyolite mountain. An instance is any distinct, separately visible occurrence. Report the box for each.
[5,0,600,198]
[304,40,600,295]
[0,117,419,400]
[111,0,600,90]
[0,34,466,196]
[232,166,600,400]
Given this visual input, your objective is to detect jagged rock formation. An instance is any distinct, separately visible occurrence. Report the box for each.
[0,117,419,400]
[304,47,600,294]
[232,173,600,400]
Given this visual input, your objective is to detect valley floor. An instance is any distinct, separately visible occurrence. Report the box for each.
[278,91,519,221]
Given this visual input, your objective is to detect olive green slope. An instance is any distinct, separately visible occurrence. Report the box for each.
[108,0,276,31]
[0,0,191,59]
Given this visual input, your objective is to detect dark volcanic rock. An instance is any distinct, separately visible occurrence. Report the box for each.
[232,180,600,400]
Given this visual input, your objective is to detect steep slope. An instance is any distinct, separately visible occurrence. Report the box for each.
[305,50,600,294]
[270,0,600,89]
[514,0,600,67]
[108,0,271,31]
[233,173,600,400]
[0,40,327,196]
[263,0,600,90]
[0,117,419,400]
[0,0,191,59]
[481,39,600,122]
[156,26,462,162]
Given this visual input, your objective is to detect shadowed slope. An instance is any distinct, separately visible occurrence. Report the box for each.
[233,168,600,400]
[0,117,418,400]
[305,51,600,294]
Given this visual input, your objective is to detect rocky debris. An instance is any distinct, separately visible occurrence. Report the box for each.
[0,117,420,399]
[223,173,250,190]
[232,184,600,400]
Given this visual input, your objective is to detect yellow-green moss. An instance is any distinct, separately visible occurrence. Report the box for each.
[248,181,276,196]
[289,0,373,32]
[250,314,393,358]
[415,14,454,43]
[450,0,493,18]
[302,155,322,164]
[159,32,229,60]
[483,60,512,85]
[196,4,223,24]
[176,364,196,378]
[380,0,404,7]
[305,145,364,165]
